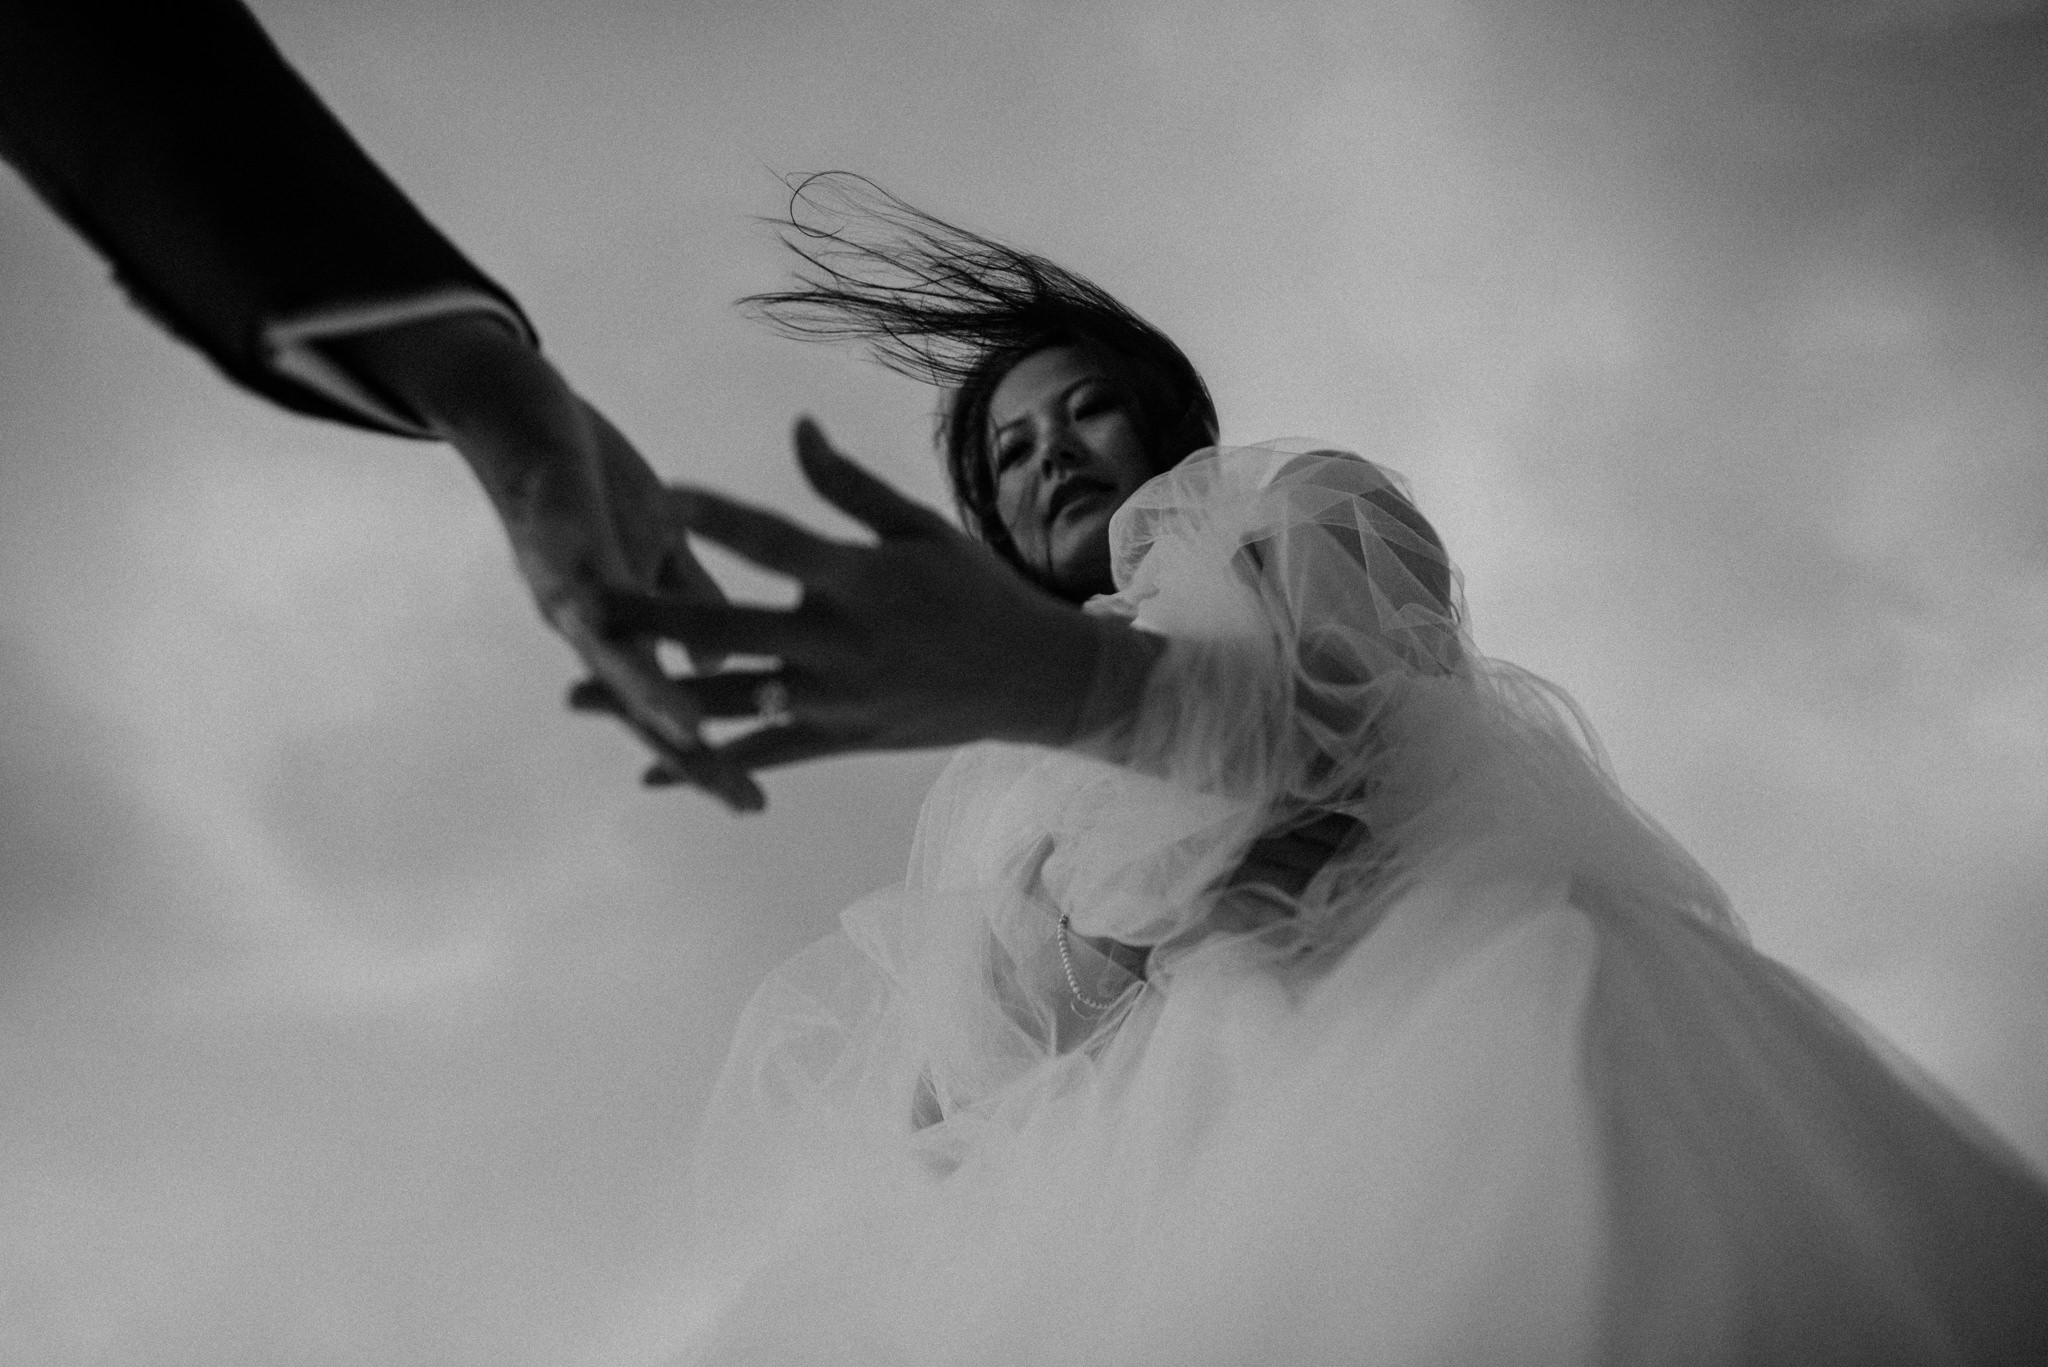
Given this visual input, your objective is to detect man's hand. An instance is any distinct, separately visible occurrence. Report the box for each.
[327,312,764,810]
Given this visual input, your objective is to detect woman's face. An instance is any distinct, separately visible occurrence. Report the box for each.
[986,345,1156,599]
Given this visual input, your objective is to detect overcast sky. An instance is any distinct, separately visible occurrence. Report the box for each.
[2,1,2044,1363]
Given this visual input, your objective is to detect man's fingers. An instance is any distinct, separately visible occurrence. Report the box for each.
[601,595,813,659]
[567,673,768,811]
[793,418,950,541]
[644,749,767,813]
[554,613,706,751]
[665,484,845,580]
[651,529,725,597]
[605,700,760,808]
[567,677,621,714]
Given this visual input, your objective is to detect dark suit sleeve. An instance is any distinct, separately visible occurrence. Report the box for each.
[0,0,537,437]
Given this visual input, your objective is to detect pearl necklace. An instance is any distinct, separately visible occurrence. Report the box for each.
[1057,914,1140,1014]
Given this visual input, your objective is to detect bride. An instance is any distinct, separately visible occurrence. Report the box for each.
[585,176,2048,1364]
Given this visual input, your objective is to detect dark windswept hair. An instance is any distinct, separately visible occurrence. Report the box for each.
[740,174,1218,578]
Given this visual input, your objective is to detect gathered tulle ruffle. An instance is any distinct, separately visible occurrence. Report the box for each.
[677,848,2048,1364]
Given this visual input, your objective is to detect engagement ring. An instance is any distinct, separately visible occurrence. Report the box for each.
[752,678,793,727]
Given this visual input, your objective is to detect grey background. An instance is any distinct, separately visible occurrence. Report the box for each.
[2,1,2043,1362]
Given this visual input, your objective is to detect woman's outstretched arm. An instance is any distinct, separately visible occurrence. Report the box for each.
[592,419,1167,783]
[593,430,1425,818]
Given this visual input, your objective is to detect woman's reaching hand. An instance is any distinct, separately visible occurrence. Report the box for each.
[579,419,1162,794]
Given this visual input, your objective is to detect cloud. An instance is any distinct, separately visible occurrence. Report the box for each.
[2,0,2043,1360]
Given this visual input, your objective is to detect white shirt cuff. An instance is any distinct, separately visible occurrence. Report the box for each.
[263,287,535,437]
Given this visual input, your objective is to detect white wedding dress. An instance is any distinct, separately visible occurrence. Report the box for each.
[664,444,2048,1364]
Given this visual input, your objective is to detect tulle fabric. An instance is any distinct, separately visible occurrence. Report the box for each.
[663,444,2048,1364]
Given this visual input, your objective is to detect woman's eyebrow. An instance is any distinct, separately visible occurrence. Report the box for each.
[992,378,1098,439]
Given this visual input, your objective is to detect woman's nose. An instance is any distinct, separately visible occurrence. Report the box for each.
[1034,422,1086,471]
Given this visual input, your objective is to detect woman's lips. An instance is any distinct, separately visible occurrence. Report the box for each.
[1048,481,1111,522]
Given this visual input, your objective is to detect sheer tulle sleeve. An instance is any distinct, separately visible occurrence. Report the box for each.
[1022,444,1452,948]
[1086,443,1462,795]
[1053,442,1732,958]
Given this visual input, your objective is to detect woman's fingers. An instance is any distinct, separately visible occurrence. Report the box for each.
[665,483,845,580]
[711,720,852,774]
[601,595,812,659]
[793,418,951,540]
[577,669,799,722]
[677,670,793,720]
[642,722,840,782]
[579,414,1074,794]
